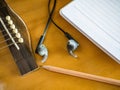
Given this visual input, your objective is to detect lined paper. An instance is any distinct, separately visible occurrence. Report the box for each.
[60,0,120,63]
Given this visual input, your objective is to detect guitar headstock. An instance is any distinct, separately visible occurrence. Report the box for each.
[0,0,38,75]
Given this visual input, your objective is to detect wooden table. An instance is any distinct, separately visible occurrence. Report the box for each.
[0,0,120,89]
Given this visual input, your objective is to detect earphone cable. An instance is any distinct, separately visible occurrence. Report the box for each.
[48,0,66,34]
[48,0,77,40]
[39,0,56,45]
[43,0,56,36]
[35,0,56,53]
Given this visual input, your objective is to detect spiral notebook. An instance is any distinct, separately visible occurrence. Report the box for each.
[60,0,120,64]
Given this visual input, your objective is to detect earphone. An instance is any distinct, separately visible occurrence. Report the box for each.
[36,44,48,63]
[65,32,79,57]
[35,35,48,63]
[35,0,79,63]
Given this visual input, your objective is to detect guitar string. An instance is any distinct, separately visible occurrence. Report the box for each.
[0,37,19,50]
[0,35,20,50]
[0,27,14,35]
[0,22,21,50]
[0,30,6,33]
[0,30,15,38]
[0,42,19,50]
[0,21,20,50]
[0,36,17,44]
[0,37,11,44]
[0,17,20,50]
[0,32,14,39]
[0,29,18,50]
[0,29,16,42]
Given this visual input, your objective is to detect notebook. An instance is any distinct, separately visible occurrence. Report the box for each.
[60,0,120,64]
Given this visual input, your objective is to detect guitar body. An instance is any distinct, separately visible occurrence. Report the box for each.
[0,0,38,75]
[0,0,120,90]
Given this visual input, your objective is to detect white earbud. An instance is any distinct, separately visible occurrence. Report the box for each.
[67,39,79,58]
[37,44,48,63]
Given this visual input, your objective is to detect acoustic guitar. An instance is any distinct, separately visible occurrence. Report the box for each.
[0,0,38,75]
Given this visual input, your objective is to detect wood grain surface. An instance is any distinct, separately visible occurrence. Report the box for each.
[0,0,120,90]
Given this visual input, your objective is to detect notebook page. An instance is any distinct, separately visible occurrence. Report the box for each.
[75,0,120,43]
[60,0,120,63]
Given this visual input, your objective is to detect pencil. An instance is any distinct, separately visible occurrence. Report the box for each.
[42,65,120,86]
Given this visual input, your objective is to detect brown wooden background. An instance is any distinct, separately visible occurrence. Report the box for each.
[0,0,120,90]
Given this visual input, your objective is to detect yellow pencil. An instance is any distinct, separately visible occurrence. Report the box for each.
[42,65,120,86]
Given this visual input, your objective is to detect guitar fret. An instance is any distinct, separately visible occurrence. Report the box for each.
[0,17,20,50]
